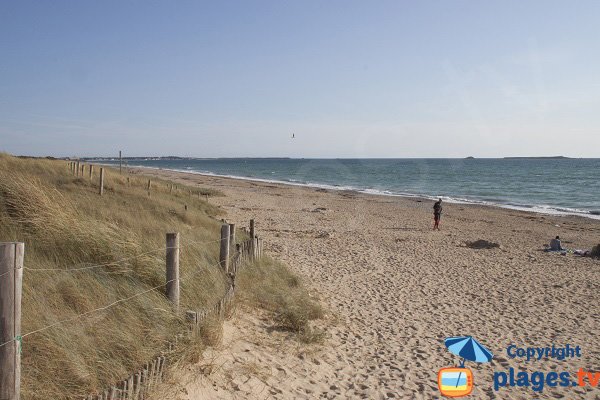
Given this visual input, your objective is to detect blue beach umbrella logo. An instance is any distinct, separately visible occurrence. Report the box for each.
[445,336,494,365]
[438,336,493,397]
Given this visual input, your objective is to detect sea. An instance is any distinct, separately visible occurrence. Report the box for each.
[98,158,600,220]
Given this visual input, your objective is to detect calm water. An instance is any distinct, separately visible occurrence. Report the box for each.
[99,158,600,219]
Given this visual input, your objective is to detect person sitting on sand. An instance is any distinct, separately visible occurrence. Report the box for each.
[550,236,564,251]
[433,199,442,230]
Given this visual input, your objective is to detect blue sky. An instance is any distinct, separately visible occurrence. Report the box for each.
[1,1,599,157]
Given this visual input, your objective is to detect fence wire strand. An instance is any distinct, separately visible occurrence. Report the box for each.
[0,238,255,361]
[0,238,259,400]
[22,236,227,273]
[0,255,233,350]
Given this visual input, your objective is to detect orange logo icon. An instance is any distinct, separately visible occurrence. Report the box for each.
[438,367,473,397]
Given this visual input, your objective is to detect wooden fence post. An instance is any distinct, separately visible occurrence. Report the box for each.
[249,219,256,256]
[0,242,24,400]
[235,244,241,274]
[157,356,166,383]
[229,223,235,247]
[147,179,151,191]
[186,311,198,326]
[149,359,157,388]
[99,168,104,196]
[219,224,230,272]
[134,372,141,400]
[127,375,134,399]
[142,368,148,396]
[89,164,93,179]
[76,161,80,176]
[166,233,180,310]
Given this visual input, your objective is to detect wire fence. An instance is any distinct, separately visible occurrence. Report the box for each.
[0,235,264,400]
[24,237,227,273]
[0,237,229,278]
[0,162,263,400]
[0,235,243,347]
[84,235,263,400]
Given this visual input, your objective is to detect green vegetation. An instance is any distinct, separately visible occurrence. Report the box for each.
[0,154,323,399]
[236,257,325,343]
[0,154,230,399]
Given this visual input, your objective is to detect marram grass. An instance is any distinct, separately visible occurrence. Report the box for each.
[0,154,323,399]
[0,154,227,399]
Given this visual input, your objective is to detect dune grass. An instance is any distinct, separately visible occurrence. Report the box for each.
[0,154,232,399]
[235,257,325,343]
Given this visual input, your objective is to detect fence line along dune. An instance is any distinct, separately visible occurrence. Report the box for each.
[0,154,281,400]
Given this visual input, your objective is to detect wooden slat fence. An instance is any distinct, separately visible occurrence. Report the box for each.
[84,236,264,400]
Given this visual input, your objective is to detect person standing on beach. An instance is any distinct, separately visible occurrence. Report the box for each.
[433,199,443,230]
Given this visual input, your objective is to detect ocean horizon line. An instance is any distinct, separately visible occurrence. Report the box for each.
[76,155,599,161]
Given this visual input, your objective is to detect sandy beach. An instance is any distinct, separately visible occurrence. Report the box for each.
[134,168,600,399]
[6,3,600,399]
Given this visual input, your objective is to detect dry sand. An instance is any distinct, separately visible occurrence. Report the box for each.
[135,168,600,399]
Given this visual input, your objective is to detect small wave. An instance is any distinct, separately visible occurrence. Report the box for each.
[108,162,600,221]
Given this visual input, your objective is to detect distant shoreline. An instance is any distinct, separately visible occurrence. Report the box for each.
[117,163,600,221]
[503,156,570,159]
[467,156,572,160]
[76,156,584,161]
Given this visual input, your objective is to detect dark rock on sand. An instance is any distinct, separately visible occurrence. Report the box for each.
[466,240,500,250]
